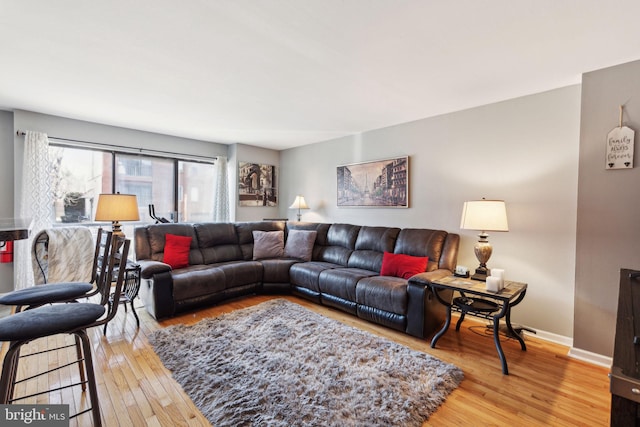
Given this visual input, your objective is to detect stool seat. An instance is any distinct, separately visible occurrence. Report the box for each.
[0,304,105,341]
[0,283,94,307]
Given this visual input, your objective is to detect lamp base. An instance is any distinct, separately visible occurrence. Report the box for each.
[471,233,492,281]
[470,267,489,281]
[112,221,125,252]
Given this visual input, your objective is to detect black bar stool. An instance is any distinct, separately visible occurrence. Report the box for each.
[0,237,130,426]
[0,229,113,402]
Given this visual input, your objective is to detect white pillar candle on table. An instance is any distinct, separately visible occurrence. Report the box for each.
[491,269,505,279]
[490,268,505,290]
[486,276,502,292]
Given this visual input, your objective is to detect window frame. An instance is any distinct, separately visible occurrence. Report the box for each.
[49,141,217,225]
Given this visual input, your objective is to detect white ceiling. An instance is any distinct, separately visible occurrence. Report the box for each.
[2,1,640,150]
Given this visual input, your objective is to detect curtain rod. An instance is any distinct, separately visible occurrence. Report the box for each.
[16,130,219,162]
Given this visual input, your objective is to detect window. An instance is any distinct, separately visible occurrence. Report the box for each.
[115,154,175,223]
[49,144,216,227]
[49,146,112,223]
[178,160,215,222]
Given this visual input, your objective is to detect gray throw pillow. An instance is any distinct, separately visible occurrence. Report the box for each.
[252,230,285,260]
[284,230,317,261]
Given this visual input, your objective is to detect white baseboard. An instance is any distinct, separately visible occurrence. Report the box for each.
[522,327,612,368]
[525,328,573,347]
[472,318,612,369]
[568,347,612,368]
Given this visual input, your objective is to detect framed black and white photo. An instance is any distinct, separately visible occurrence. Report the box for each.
[238,162,277,207]
[337,156,408,208]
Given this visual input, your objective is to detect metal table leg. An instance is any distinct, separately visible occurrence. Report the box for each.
[492,314,509,375]
[431,304,452,348]
[430,285,454,348]
[505,292,528,351]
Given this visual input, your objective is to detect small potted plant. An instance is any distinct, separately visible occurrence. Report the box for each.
[62,191,86,222]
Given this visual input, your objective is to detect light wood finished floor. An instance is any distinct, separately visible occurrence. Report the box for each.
[1,294,611,426]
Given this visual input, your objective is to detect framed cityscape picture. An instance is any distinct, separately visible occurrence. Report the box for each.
[238,162,278,207]
[337,156,408,208]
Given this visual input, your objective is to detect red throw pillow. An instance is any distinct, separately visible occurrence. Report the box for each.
[380,252,429,279]
[163,234,192,269]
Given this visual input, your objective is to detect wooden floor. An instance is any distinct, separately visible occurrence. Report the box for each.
[2,294,611,426]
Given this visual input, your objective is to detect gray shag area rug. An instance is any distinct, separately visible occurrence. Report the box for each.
[149,299,463,426]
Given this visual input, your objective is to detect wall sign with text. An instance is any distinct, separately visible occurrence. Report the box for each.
[606,125,635,170]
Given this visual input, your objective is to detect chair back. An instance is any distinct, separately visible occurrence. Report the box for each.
[92,236,130,327]
[89,230,114,304]
[90,229,112,283]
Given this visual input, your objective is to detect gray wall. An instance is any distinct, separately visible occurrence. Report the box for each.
[575,59,640,356]
[280,85,582,339]
[228,143,281,222]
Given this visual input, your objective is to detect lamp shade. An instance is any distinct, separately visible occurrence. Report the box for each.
[95,193,140,222]
[460,199,509,232]
[289,195,309,210]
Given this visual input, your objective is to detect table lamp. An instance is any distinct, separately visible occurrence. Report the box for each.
[460,199,509,281]
[289,195,309,221]
[95,193,140,240]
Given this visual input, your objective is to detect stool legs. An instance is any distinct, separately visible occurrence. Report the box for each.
[74,335,87,391]
[131,301,140,327]
[0,332,101,426]
[77,329,101,427]
[0,340,22,403]
[103,301,113,335]
[103,298,141,335]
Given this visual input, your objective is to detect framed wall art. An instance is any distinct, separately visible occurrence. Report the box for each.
[238,162,278,207]
[337,156,408,208]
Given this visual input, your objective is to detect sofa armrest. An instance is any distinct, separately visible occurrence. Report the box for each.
[406,269,453,339]
[410,269,453,285]
[138,271,174,319]
[138,259,172,280]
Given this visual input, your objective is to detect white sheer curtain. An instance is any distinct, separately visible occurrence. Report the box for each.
[15,131,53,289]
[213,156,230,222]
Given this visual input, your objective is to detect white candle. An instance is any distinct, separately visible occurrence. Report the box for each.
[490,269,505,290]
[486,276,502,292]
[491,268,505,279]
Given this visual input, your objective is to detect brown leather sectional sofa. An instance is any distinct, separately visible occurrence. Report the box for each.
[134,221,459,338]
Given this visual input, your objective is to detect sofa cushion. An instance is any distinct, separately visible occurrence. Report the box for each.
[146,224,203,265]
[318,267,377,302]
[314,224,360,265]
[284,230,317,261]
[394,229,447,272]
[356,276,408,315]
[252,230,284,260]
[172,265,225,301]
[348,226,400,271]
[163,234,192,269]
[213,261,263,289]
[195,223,243,264]
[287,222,330,244]
[236,221,286,260]
[290,261,342,293]
[286,222,331,261]
[380,252,428,279]
[261,258,300,283]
